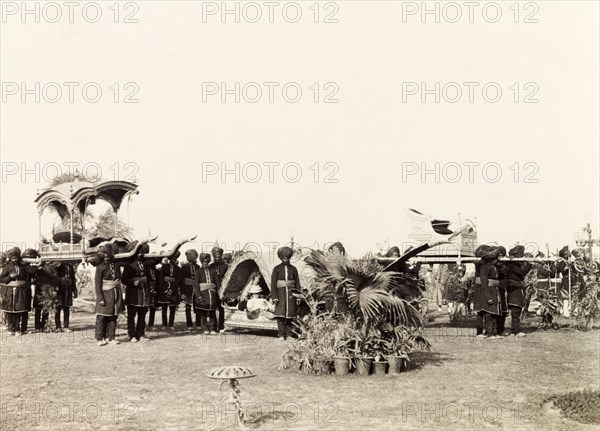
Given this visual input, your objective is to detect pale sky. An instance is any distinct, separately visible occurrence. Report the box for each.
[1,1,599,259]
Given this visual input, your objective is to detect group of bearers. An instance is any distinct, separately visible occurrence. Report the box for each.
[473,244,533,338]
[93,244,230,345]
[0,242,305,345]
[0,247,77,335]
[94,244,302,345]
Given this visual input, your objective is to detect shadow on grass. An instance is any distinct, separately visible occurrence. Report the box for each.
[406,351,450,371]
[138,325,279,341]
[425,312,574,335]
[245,410,300,428]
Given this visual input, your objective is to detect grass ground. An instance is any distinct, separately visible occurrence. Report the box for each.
[0,308,598,431]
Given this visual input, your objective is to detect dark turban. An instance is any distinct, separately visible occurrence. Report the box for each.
[22,248,40,259]
[475,244,495,258]
[185,249,199,261]
[496,246,507,257]
[328,242,346,256]
[211,246,224,256]
[482,252,498,262]
[88,255,103,267]
[277,247,293,260]
[559,246,569,258]
[509,246,525,258]
[572,249,584,259]
[6,247,21,259]
[98,244,115,256]
[385,246,401,258]
[139,243,150,254]
[476,244,500,262]
[199,252,211,262]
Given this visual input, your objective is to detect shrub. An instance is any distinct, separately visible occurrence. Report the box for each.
[548,389,600,424]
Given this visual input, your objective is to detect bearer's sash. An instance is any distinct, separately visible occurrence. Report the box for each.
[199,283,216,292]
[102,279,120,291]
[276,280,296,288]
[131,276,148,286]
[184,278,199,289]
[474,278,500,287]
[6,280,27,287]
[164,276,177,283]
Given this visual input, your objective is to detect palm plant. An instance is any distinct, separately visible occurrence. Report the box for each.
[303,249,427,360]
[304,250,424,333]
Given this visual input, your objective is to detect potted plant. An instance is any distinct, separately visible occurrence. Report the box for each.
[332,342,352,376]
[383,326,410,375]
[331,316,355,376]
[348,332,376,376]
[372,351,388,375]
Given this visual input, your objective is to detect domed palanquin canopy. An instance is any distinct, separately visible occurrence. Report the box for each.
[33,179,139,262]
[35,179,138,218]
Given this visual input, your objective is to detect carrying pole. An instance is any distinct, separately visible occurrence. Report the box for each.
[567,265,572,317]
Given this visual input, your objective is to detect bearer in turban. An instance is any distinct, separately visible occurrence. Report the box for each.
[209,246,229,333]
[473,245,501,338]
[495,246,509,336]
[55,262,77,332]
[196,252,220,334]
[0,247,34,336]
[121,243,157,342]
[271,246,301,340]
[506,245,532,336]
[0,251,6,329]
[180,249,201,330]
[157,251,181,329]
[556,246,571,304]
[94,248,125,345]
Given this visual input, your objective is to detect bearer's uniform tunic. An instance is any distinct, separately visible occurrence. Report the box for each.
[94,262,125,316]
[506,262,532,307]
[158,262,181,305]
[473,262,500,315]
[56,263,77,307]
[180,262,201,306]
[272,263,301,319]
[123,260,155,307]
[0,262,33,313]
[32,265,56,310]
[556,259,570,300]
[196,267,219,311]
[496,262,509,315]
[209,262,229,283]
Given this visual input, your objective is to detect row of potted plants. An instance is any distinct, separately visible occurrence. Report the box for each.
[280,249,431,376]
[281,311,430,376]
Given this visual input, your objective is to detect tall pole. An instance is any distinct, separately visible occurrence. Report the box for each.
[38,213,42,243]
[567,265,572,317]
[587,223,593,267]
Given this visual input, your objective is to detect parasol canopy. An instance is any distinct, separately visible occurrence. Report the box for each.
[219,251,271,300]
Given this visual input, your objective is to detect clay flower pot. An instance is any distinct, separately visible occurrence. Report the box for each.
[385,356,405,375]
[333,357,351,376]
[372,361,388,375]
[355,356,373,376]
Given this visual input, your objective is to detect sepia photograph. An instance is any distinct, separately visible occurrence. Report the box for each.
[0,1,599,430]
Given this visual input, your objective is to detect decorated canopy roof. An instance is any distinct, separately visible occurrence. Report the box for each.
[34,180,138,217]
